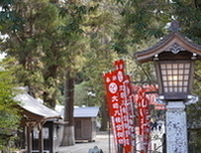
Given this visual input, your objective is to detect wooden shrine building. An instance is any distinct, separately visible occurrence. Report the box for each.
[14,91,62,153]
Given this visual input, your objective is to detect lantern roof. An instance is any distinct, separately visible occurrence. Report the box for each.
[135,21,201,63]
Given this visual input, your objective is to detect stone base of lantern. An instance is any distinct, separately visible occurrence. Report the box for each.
[166,102,188,153]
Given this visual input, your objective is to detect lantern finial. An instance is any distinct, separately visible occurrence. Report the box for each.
[169,20,180,32]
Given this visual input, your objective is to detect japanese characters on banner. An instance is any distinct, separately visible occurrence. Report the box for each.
[124,75,135,147]
[132,85,163,153]
[137,88,151,153]
[104,70,124,146]
[115,60,132,153]
[103,59,135,153]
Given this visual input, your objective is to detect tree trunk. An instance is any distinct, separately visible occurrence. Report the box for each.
[43,91,57,109]
[60,73,75,146]
[100,96,108,131]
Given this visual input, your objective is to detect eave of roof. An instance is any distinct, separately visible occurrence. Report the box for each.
[14,93,60,121]
[135,32,201,63]
[74,107,100,118]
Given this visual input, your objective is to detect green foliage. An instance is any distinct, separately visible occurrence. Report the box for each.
[0,0,24,33]
[0,58,21,150]
[74,81,98,107]
[0,0,100,109]
[186,60,201,151]
[172,1,201,44]
[80,1,119,105]
[58,2,99,36]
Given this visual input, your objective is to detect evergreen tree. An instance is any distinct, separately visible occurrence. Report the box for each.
[0,58,21,151]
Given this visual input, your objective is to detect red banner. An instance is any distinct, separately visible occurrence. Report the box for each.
[104,60,166,153]
[103,59,135,153]
[103,70,124,145]
[136,87,152,153]
[115,60,131,153]
[124,75,135,149]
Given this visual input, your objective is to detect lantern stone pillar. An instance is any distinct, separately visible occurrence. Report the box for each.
[166,102,188,153]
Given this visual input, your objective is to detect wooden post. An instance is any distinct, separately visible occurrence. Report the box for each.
[27,126,32,153]
[38,126,44,153]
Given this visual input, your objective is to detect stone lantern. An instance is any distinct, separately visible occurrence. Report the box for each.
[135,21,201,153]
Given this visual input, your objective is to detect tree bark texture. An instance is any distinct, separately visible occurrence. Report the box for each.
[100,96,109,131]
[60,74,75,146]
[60,125,75,146]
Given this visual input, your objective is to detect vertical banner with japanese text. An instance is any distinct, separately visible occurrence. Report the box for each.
[103,70,124,147]
[137,87,151,153]
[124,75,136,149]
[103,59,135,153]
[115,60,131,153]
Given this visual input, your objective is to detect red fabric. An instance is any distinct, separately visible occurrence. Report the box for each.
[103,70,124,145]
[103,59,135,153]
[136,88,150,152]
